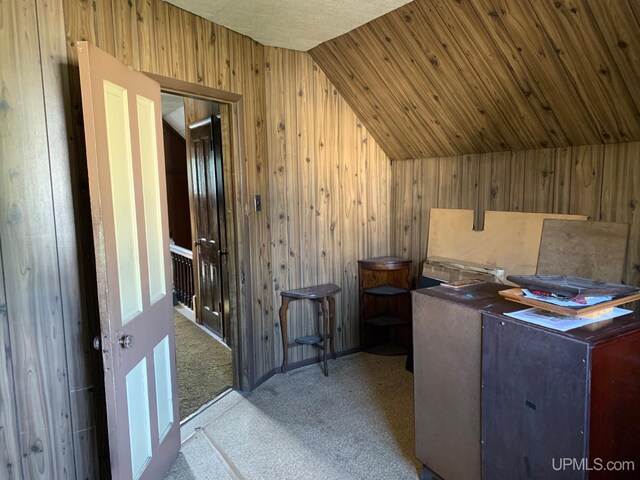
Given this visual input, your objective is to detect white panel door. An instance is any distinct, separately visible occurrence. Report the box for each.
[77,41,179,480]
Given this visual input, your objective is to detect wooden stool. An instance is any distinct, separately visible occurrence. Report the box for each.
[279,283,341,376]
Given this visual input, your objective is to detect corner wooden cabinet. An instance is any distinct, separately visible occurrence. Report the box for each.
[358,257,412,355]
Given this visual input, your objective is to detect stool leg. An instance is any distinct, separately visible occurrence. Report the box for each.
[321,298,328,376]
[279,296,290,373]
[328,294,337,360]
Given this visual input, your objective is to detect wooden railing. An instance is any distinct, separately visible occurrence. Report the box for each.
[170,244,194,309]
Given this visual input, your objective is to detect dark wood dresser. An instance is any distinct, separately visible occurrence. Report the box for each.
[413,283,640,480]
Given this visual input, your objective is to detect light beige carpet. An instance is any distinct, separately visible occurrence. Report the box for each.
[174,311,233,420]
[167,352,421,479]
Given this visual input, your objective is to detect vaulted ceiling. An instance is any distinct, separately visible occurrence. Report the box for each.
[310,0,640,160]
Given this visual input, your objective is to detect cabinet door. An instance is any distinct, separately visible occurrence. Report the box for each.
[482,314,588,480]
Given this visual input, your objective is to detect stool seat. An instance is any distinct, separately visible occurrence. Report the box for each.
[281,283,341,300]
[279,283,341,376]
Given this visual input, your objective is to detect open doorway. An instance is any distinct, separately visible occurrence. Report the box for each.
[161,92,233,420]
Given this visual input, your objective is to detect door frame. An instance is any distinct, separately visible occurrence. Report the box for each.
[146,73,254,391]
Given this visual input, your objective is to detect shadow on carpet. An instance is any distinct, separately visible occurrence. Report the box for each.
[174,311,232,420]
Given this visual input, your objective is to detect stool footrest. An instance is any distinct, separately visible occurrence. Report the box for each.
[295,334,323,345]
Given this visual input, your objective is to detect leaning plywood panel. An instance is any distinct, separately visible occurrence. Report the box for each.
[537,219,629,283]
[426,209,586,278]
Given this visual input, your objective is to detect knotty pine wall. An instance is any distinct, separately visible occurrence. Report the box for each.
[264,48,390,369]
[1,1,392,477]
[391,142,640,290]
[1,0,101,478]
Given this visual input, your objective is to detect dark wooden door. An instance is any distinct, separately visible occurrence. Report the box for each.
[189,116,228,339]
[78,42,179,479]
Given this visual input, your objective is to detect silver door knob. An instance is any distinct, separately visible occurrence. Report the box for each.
[92,336,101,351]
[119,334,134,349]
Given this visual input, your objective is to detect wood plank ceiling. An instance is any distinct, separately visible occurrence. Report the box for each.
[310,0,640,160]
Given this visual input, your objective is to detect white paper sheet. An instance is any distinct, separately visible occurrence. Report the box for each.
[504,307,632,332]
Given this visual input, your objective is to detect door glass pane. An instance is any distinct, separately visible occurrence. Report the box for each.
[103,80,142,324]
[153,336,173,442]
[126,357,152,479]
[137,94,166,304]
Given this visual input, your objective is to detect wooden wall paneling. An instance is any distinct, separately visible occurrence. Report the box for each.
[569,144,604,218]
[393,160,414,259]
[0,249,22,480]
[213,24,232,91]
[242,41,271,379]
[437,156,464,208]
[112,0,139,68]
[530,0,638,143]
[314,37,414,160]
[153,0,172,77]
[40,0,101,477]
[349,27,443,158]
[384,10,506,154]
[310,43,405,162]
[472,0,569,147]
[356,19,467,156]
[509,150,526,212]
[352,104,370,266]
[338,103,358,350]
[167,3,185,79]
[371,133,391,258]
[601,142,640,288]
[461,154,481,224]
[586,0,640,113]
[295,53,320,352]
[192,14,207,85]
[265,47,288,369]
[179,8,197,84]
[315,55,335,354]
[522,148,555,212]
[283,50,305,363]
[407,160,425,279]
[553,147,572,214]
[94,0,116,56]
[328,77,345,351]
[199,17,215,87]
[1,0,76,477]
[422,158,441,271]
[249,40,274,379]
[483,0,598,146]
[136,0,158,74]
[418,0,533,151]
[478,151,512,217]
[340,101,360,349]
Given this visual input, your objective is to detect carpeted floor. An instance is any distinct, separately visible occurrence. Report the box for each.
[166,352,421,479]
[174,310,233,420]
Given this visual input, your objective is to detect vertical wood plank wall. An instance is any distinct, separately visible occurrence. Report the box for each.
[264,48,391,369]
[0,0,86,478]
[391,142,640,289]
[0,2,394,477]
